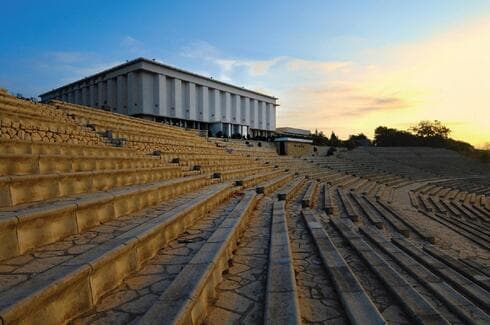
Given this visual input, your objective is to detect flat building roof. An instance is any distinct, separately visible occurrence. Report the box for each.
[40,57,277,101]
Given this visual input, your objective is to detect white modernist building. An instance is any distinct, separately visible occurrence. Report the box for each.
[39,57,278,138]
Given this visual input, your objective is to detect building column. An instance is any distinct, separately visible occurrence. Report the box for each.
[173,78,182,118]
[116,75,127,114]
[224,92,231,123]
[189,82,197,120]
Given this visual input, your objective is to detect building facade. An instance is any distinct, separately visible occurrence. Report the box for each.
[39,57,278,138]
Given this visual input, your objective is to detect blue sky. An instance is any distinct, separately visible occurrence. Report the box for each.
[1,1,489,145]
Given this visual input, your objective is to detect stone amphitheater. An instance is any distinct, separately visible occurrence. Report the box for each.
[0,88,489,324]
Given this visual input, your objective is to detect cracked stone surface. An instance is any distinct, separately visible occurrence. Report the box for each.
[0,184,225,294]
[71,193,243,324]
[287,184,349,324]
[205,195,272,325]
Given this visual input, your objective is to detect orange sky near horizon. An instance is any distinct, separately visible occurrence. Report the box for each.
[274,17,490,148]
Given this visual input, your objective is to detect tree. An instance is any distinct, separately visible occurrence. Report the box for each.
[409,120,450,139]
[374,126,418,146]
[311,130,329,146]
[329,132,340,146]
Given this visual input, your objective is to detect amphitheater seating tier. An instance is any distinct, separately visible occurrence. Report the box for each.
[0,91,488,324]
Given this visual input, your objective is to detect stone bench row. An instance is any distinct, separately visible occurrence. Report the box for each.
[419,210,490,250]
[0,101,72,124]
[237,169,284,188]
[376,200,436,243]
[140,190,258,324]
[0,182,235,324]
[337,188,359,222]
[256,173,294,196]
[333,217,450,324]
[0,139,136,157]
[276,176,306,201]
[218,166,269,181]
[0,174,209,261]
[350,193,384,229]
[198,161,262,174]
[361,226,489,324]
[416,195,490,234]
[323,184,337,214]
[0,110,97,138]
[392,237,490,311]
[53,101,194,139]
[301,180,317,208]
[364,197,410,237]
[264,200,301,325]
[423,245,490,291]
[302,210,385,324]
[0,154,167,176]
[0,165,182,207]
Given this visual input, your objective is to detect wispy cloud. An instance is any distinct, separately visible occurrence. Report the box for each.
[120,36,146,55]
[36,51,123,85]
[180,17,490,147]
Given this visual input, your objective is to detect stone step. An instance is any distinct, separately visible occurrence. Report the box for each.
[332,218,448,324]
[337,188,359,222]
[440,199,461,216]
[0,153,169,176]
[301,180,317,208]
[423,245,490,291]
[237,170,284,188]
[392,237,490,311]
[364,197,410,237]
[302,210,385,325]
[0,138,137,157]
[276,176,306,201]
[0,183,236,324]
[0,174,210,261]
[264,200,301,325]
[377,200,436,243]
[218,166,269,181]
[460,258,490,278]
[462,203,490,223]
[0,165,183,207]
[361,227,490,324]
[419,210,490,250]
[256,174,293,196]
[350,193,384,229]
[139,190,258,324]
[418,195,433,212]
[323,184,337,214]
[428,196,447,213]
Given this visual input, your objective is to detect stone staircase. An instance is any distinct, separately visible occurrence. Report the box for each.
[0,92,488,324]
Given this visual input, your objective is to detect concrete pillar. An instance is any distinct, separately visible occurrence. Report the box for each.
[265,103,271,130]
[189,82,197,120]
[81,85,88,106]
[224,92,231,123]
[271,105,276,130]
[127,72,136,114]
[202,86,209,122]
[211,89,220,122]
[75,88,81,104]
[231,94,239,124]
[251,99,259,129]
[117,75,127,114]
[243,97,250,125]
[155,74,167,116]
[261,101,267,130]
[89,83,96,107]
[97,81,105,108]
[173,78,182,118]
[107,79,116,111]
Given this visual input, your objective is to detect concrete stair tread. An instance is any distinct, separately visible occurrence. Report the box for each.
[0,182,235,324]
[0,174,210,261]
